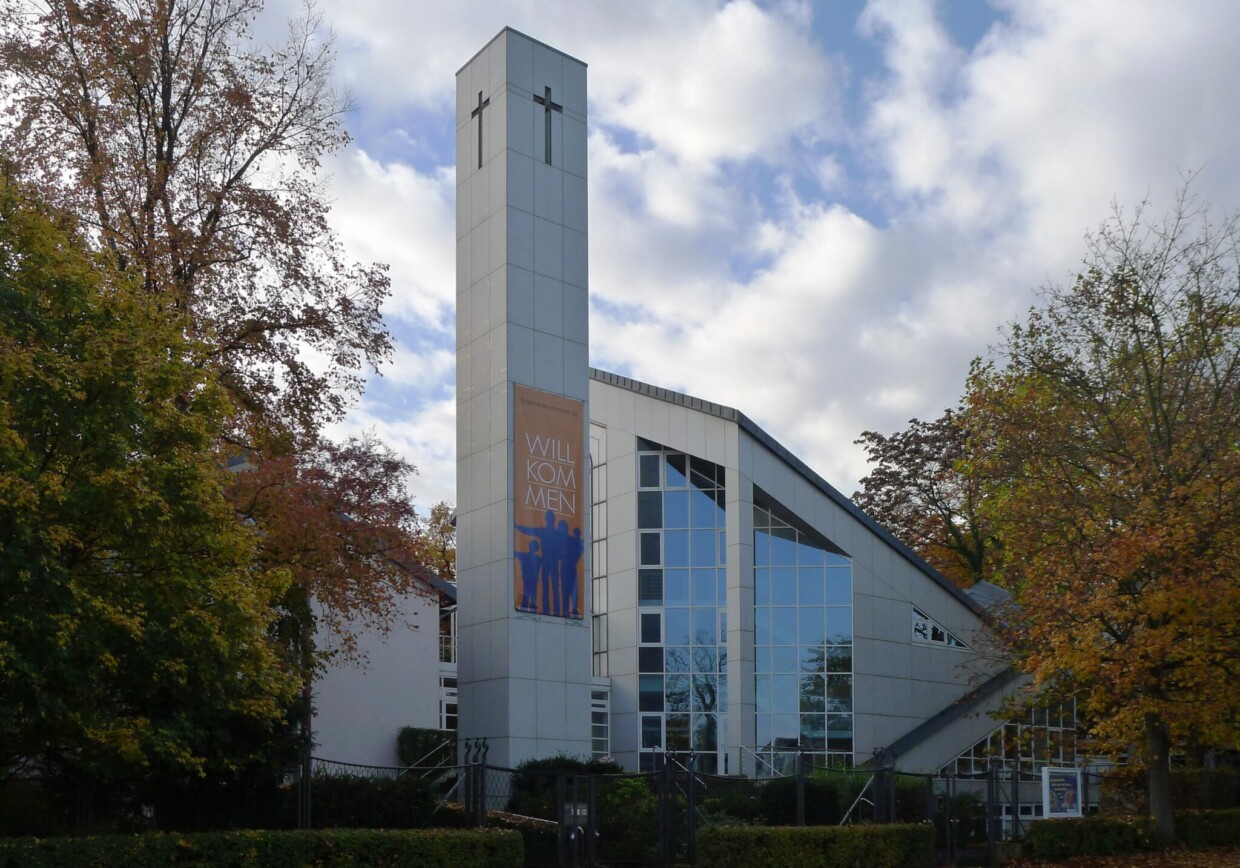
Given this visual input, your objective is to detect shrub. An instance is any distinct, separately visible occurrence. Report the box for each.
[0,828,523,868]
[697,824,933,868]
[507,753,623,820]
[308,773,435,829]
[1172,808,1240,848]
[1027,816,1157,859]
[396,727,453,768]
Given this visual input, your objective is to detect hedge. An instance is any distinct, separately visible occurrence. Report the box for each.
[0,828,523,868]
[1028,808,1240,860]
[697,823,934,868]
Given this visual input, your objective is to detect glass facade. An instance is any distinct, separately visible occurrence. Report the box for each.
[753,503,853,772]
[941,702,1078,775]
[635,439,727,773]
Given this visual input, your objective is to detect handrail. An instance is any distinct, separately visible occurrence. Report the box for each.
[839,773,875,825]
[738,745,783,778]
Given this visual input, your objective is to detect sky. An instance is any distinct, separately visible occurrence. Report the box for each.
[258,0,1240,512]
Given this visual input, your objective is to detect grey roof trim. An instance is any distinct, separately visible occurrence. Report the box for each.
[873,667,1026,766]
[457,27,588,77]
[589,368,984,617]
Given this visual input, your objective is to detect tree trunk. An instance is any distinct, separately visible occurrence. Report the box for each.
[1145,712,1174,845]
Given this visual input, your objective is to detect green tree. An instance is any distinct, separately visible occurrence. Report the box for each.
[967,190,1240,843]
[0,174,295,787]
[854,407,994,589]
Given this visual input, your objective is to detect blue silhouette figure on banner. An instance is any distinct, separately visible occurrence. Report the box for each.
[559,524,584,617]
[514,540,542,611]
[515,509,569,615]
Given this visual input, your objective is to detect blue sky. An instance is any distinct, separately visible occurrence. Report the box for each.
[258,0,1240,510]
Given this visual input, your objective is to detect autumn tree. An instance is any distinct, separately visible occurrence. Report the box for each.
[0,0,390,437]
[227,435,440,667]
[854,408,994,588]
[968,190,1240,842]
[0,0,439,685]
[0,174,295,789]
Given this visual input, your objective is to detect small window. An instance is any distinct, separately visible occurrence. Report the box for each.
[638,569,663,606]
[640,612,661,644]
[639,532,661,566]
[639,454,661,488]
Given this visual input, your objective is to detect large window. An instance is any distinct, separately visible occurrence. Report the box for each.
[753,503,853,772]
[635,439,727,774]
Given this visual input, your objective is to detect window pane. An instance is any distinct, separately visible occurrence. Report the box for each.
[665,569,689,605]
[693,713,718,752]
[639,675,664,712]
[799,606,825,647]
[772,674,798,713]
[827,567,851,605]
[771,567,798,605]
[639,646,662,673]
[664,608,690,646]
[826,607,851,644]
[639,454,660,488]
[827,714,852,752]
[666,713,690,750]
[692,646,718,674]
[772,645,798,673]
[692,568,716,605]
[665,646,690,672]
[798,567,826,605]
[800,644,826,673]
[691,675,718,712]
[690,488,720,528]
[640,612,661,644]
[692,607,716,645]
[638,569,663,606]
[637,490,662,528]
[640,532,661,566]
[642,715,662,748]
[691,530,717,566]
[664,530,690,567]
[665,674,690,711]
[771,607,797,645]
[756,646,771,674]
[801,713,826,750]
[665,454,688,488]
[800,674,825,712]
[827,675,852,713]
[664,490,689,527]
[826,646,851,673]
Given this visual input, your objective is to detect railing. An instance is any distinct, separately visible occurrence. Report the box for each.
[738,745,785,778]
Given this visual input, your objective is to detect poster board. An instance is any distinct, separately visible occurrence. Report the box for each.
[1042,767,1083,818]
[512,385,585,619]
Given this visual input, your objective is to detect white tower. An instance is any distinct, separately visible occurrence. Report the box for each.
[455,29,592,768]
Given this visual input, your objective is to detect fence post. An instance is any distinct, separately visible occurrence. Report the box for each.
[986,763,998,866]
[586,774,597,868]
[687,759,698,862]
[796,751,806,826]
[660,753,672,866]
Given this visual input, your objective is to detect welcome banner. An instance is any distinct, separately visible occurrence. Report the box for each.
[513,385,585,619]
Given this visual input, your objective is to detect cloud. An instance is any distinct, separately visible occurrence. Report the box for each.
[327,150,457,332]
[293,0,1240,503]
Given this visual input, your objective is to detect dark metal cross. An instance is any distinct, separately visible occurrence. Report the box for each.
[470,90,490,169]
[532,85,563,165]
